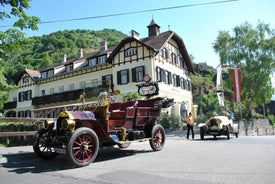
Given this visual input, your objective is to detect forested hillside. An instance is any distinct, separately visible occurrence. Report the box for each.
[1,29,127,84]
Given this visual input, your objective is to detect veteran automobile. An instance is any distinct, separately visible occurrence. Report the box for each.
[33,81,173,167]
[198,115,239,140]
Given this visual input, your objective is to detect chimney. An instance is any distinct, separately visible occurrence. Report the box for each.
[131,29,140,39]
[100,41,107,51]
[79,48,83,58]
[62,53,67,63]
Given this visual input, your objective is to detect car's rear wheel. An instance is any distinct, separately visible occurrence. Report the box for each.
[200,127,204,140]
[149,124,165,151]
[67,127,99,167]
[33,129,58,160]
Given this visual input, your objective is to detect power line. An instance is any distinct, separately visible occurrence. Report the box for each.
[0,0,239,28]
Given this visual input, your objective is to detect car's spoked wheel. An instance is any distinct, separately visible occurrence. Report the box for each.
[226,126,230,140]
[200,127,204,140]
[149,124,165,151]
[67,127,99,167]
[33,129,58,160]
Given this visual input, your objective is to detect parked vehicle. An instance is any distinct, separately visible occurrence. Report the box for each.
[33,81,173,167]
[198,115,239,140]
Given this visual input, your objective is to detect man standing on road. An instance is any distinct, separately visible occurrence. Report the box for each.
[186,112,194,139]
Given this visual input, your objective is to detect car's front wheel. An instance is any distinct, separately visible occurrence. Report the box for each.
[200,127,205,140]
[226,126,230,140]
[67,127,99,167]
[33,129,58,160]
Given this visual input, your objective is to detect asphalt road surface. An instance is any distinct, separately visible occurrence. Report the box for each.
[1,134,275,184]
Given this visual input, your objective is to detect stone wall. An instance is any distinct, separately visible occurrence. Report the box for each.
[236,119,275,136]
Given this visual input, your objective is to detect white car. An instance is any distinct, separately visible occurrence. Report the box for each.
[198,116,239,140]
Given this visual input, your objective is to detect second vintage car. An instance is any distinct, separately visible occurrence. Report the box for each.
[198,115,239,140]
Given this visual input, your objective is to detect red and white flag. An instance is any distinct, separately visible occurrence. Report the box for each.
[232,68,242,102]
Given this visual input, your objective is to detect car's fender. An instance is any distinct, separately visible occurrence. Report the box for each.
[198,123,207,128]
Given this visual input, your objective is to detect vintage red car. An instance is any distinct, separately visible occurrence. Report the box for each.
[33,82,173,167]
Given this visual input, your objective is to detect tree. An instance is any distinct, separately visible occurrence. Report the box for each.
[0,0,40,57]
[213,22,275,118]
[0,0,40,113]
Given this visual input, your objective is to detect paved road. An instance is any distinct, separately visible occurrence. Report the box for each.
[1,133,275,184]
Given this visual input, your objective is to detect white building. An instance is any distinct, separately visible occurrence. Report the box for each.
[4,19,195,120]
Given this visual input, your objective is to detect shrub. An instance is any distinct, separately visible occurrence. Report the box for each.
[0,122,39,147]
[267,114,275,127]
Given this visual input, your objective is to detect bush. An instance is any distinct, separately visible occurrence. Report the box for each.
[0,122,39,147]
[159,113,182,130]
[267,114,275,127]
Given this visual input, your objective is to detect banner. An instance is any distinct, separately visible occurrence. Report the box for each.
[216,65,224,106]
[232,68,242,102]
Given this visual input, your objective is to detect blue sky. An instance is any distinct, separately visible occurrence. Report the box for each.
[1,0,275,69]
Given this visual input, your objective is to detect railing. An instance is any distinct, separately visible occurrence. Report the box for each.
[3,101,17,110]
[0,117,50,137]
[32,89,83,105]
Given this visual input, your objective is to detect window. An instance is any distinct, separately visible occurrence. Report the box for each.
[125,47,137,57]
[18,92,24,102]
[25,110,31,118]
[187,80,191,91]
[164,70,172,84]
[180,78,185,89]
[18,90,32,101]
[89,58,97,66]
[161,47,169,59]
[18,111,24,117]
[41,72,47,78]
[156,67,162,82]
[49,88,54,95]
[117,69,129,85]
[23,77,29,83]
[91,79,98,87]
[132,66,145,82]
[58,86,64,93]
[68,84,74,91]
[102,75,112,87]
[98,56,106,65]
[173,74,177,87]
[79,82,85,89]
[48,70,54,77]
[179,57,185,68]
[26,90,32,100]
[171,53,177,64]
[41,90,46,96]
[66,65,73,72]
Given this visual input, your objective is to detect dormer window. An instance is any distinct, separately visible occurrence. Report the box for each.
[66,64,73,72]
[98,56,106,65]
[125,47,137,57]
[89,58,97,66]
[48,70,54,77]
[41,72,47,78]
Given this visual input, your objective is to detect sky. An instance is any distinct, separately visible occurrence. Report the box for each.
[1,0,274,67]
[1,0,275,96]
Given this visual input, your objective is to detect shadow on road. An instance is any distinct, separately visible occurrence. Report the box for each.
[0,146,152,173]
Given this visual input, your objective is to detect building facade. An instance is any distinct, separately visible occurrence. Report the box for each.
[4,19,195,121]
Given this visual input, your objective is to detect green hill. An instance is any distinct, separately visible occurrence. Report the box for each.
[1,29,127,84]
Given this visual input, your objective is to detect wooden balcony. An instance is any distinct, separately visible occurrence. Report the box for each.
[4,101,17,109]
[32,86,108,106]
